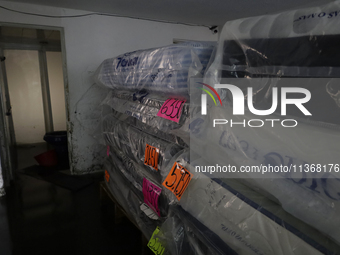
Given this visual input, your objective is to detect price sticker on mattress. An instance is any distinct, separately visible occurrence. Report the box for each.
[104,170,110,182]
[162,162,192,201]
[157,98,186,123]
[143,178,161,217]
[147,227,165,255]
[140,203,159,220]
[144,144,160,171]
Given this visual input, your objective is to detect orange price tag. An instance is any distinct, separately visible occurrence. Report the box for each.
[162,162,192,201]
[144,144,160,171]
[105,170,110,182]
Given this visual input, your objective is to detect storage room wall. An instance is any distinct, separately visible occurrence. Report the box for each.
[46,51,67,132]
[4,50,67,144]
[4,49,45,144]
[0,0,218,174]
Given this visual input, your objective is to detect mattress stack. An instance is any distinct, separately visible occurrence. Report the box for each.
[95,2,340,253]
[97,42,226,253]
[95,41,215,94]
[198,1,340,250]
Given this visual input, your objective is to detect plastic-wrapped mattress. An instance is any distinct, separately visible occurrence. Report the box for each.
[102,97,188,147]
[205,2,340,77]
[105,148,231,255]
[101,104,340,254]
[102,89,192,145]
[177,118,340,247]
[102,113,184,176]
[95,41,216,94]
[105,133,339,254]
[193,1,340,245]
[104,154,162,239]
[204,1,340,126]
[107,146,170,217]
[102,94,340,252]
[155,208,234,255]
[160,151,340,255]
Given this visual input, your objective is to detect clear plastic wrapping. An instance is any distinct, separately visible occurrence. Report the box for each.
[102,106,188,147]
[104,149,230,255]
[188,105,340,244]
[154,208,227,255]
[96,3,340,252]
[101,89,192,144]
[102,113,184,175]
[159,150,340,255]
[185,1,340,246]
[205,1,340,81]
[108,146,170,217]
[104,155,162,239]
[95,42,216,94]
[73,83,111,170]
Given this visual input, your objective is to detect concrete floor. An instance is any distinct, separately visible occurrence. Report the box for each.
[16,143,49,170]
[0,144,150,255]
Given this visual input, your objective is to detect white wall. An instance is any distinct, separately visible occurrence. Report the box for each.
[4,50,46,144]
[46,51,67,131]
[5,50,67,144]
[0,0,218,174]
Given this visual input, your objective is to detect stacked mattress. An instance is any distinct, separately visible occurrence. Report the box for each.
[101,111,340,254]
[95,41,216,94]
[194,0,340,247]
[98,41,230,254]
[101,105,340,254]
[104,152,163,238]
[95,4,340,252]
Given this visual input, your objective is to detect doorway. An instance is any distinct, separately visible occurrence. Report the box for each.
[0,24,69,183]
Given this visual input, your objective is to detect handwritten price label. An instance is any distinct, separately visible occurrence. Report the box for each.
[104,170,110,182]
[143,178,161,217]
[162,162,192,201]
[144,144,160,171]
[147,227,165,255]
[157,98,186,123]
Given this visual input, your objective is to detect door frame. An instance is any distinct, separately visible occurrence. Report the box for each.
[0,22,70,183]
[0,50,14,186]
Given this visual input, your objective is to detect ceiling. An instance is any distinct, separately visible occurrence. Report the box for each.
[4,0,335,26]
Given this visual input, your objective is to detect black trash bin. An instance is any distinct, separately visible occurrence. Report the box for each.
[43,131,69,168]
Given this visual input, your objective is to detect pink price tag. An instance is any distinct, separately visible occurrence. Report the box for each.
[157,98,186,123]
[106,146,110,156]
[143,178,161,217]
